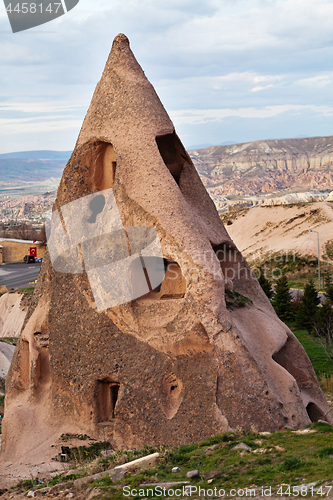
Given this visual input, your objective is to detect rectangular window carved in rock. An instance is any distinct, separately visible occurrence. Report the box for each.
[96,380,120,422]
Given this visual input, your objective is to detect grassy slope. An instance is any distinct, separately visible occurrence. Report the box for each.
[11,332,333,499]
[16,424,333,499]
[292,327,333,377]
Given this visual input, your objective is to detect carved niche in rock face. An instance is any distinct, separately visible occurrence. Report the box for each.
[2,34,332,467]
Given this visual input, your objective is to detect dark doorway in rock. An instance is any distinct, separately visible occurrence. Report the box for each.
[156,132,191,184]
[212,242,246,281]
[35,347,51,391]
[306,402,323,422]
[96,380,120,422]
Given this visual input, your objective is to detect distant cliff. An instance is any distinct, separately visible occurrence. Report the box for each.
[189,136,333,211]
[2,138,333,215]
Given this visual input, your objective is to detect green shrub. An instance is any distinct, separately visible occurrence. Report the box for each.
[318,447,333,458]
[282,457,301,470]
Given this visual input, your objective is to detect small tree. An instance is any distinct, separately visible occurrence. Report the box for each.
[323,271,333,303]
[312,300,333,363]
[296,279,320,333]
[271,275,294,322]
[258,268,273,299]
[323,270,332,288]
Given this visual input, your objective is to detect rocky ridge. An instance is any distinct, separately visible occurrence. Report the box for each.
[0,191,56,223]
[189,136,333,211]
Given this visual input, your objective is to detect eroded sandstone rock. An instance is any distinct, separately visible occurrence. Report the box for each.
[1,34,332,467]
[0,293,27,338]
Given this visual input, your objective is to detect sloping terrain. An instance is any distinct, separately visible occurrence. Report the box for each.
[0,190,56,221]
[0,342,15,381]
[0,293,28,339]
[0,150,71,183]
[222,201,333,263]
[189,136,333,211]
[0,151,69,201]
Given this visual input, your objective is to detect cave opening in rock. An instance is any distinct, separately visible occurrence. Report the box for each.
[155,132,190,185]
[96,380,120,422]
[212,242,247,282]
[132,257,186,301]
[84,141,117,192]
[160,372,183,419]
[34,348,51,391]
[306,402,324,422]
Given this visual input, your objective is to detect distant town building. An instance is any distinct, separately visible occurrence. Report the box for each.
[0,238,46,263]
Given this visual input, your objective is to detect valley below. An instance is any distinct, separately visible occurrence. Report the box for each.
[2,135,333,224]
[190,135,333,211]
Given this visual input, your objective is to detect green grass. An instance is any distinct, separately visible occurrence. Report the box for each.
[69,441,113,462]
[249,253,332,285]
[14,286,35,295]
[290,325,333,377]
[287,278,321,291]
[61,433,93,442]
[225,289,252,308]
[62,424,333,499]
[1,337,18,346]
[324,240,333,260]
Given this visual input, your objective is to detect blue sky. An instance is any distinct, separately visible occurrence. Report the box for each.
[1,0,333,153]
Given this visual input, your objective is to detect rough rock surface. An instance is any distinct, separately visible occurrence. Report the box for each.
[0,293,27,338]
[1,34,332,472]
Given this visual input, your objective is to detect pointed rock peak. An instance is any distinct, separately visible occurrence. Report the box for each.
[112,33,130,48]
[77,33,173,148]
[102,32,145,79]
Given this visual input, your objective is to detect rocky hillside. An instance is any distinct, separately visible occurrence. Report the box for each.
[222,201,333,264]
[0,191,56,222]
[189,136,333,211]
[2,137,333,216]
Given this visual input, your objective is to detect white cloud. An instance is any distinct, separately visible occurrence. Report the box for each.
[171,104,333,126]
[1,0,333,152]
[251,84,274,92]
[0,117,82,132]
[296,74,333,88]
[0,101,83,113]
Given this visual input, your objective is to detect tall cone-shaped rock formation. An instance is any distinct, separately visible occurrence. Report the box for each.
[2,34,332,465]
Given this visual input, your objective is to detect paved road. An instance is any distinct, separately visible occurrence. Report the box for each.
[0,262,42,290]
